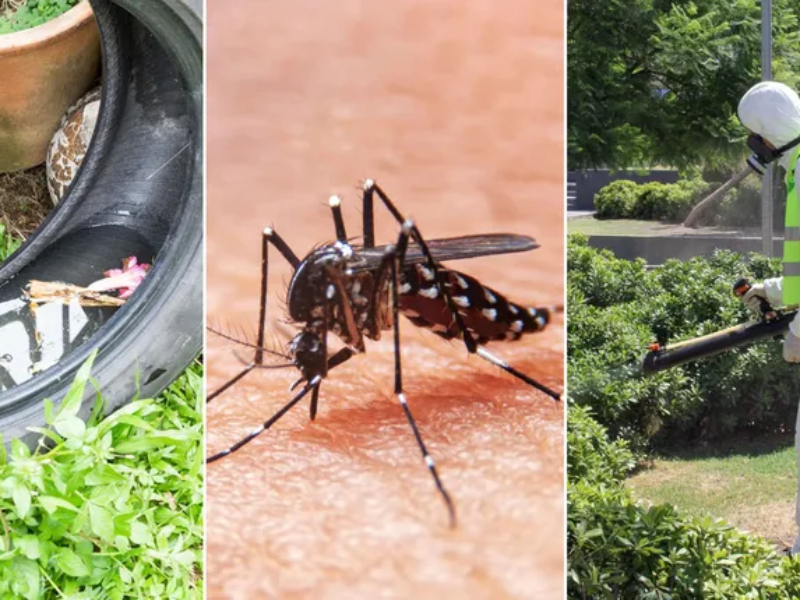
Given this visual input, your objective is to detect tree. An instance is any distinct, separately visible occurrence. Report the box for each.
[568,0,800,171]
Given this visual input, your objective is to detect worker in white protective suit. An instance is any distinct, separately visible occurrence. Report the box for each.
[737,80,800,554]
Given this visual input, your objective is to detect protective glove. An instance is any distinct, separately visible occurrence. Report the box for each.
[741,283,771,314]
[741,278,784,314]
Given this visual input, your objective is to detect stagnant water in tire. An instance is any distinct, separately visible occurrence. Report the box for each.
[0,225,154,392]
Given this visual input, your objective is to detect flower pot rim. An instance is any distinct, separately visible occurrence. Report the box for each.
[0,0,94,55]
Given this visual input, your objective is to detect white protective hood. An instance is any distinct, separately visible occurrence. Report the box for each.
[738,81,800,170]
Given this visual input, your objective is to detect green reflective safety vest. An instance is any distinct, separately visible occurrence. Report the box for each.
[784,145,800,307]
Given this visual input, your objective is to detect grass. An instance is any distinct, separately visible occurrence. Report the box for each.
[628,435,798,546]
[567,215,763,238]
[0,353,203,598]
[0,223,23,262]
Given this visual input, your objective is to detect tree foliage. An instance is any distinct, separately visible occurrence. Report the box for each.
[569,0,800,170]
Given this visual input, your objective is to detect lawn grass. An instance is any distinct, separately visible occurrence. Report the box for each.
[628,435,797,545]
[0,355,203,598]
[567,215,761,238]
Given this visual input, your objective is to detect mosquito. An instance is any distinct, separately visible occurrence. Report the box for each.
[207,179,563,527]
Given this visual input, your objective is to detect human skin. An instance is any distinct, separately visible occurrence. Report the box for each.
[206,1,565,598]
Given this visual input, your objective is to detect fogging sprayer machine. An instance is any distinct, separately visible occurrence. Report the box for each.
[641,279,797,375]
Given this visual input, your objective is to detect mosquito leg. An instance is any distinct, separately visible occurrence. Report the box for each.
[329,196,348,242]
[208,227,301,403]
[368,181,561,401]
[207,376,322,462]
[361,179,376,248]
[475,347,561,401]
[382,225,457,528]
[367,181,477,354]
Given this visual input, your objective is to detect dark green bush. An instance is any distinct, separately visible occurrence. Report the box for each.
[567,235,797,452]
[631,182,671,220]
[568,407,800,599]
[594,180,639,219]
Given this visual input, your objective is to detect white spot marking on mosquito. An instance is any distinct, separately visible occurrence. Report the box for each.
[509,304,519,315]
[455,274,469,289]
[535,315,547,329]
[358,312,368,326]
[425,456,435,468]
[329,195,341,207]
[402,219,414,234]
[334,240,353,258]
[264,227,273,236]
[398,392,408,406]
[326,285,336,299]
[453,296,470,308]
[511,320,524,333]
[251,427,264,436]
[482,308,497,320]
[398,282,412,294]
[528,307,538,317]
[418,286,438,299]
[351,281,368,306]
[484,289,497,304]
[416,263,435,281]
[364,178,374,190]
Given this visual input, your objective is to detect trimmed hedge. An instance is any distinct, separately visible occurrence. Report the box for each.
[568,235,798,452]
[568,405,800,599]
[594,180,639,219]
[591,177,717,224]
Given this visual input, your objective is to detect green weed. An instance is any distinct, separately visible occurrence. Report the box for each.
[0,352,203,599]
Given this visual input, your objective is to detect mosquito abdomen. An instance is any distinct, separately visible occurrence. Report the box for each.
[398,265,553,343]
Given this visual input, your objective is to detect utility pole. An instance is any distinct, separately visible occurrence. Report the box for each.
[762,0,773,256]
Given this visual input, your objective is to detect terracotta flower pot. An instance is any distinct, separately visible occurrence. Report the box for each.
[0,1,101,173]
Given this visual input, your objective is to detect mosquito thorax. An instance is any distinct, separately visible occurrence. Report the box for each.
[286,241,355,322]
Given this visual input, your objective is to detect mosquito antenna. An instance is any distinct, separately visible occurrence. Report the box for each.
[231,348,294,370]
[207,325,292,360]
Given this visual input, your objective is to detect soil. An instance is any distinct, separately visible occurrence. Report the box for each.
[0,165,50,239]
[206,1,565,598]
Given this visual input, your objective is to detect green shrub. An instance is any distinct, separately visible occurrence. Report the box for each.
[0,0,79,34]
[594,180,638,219]
[631,182,671,220]
[568,407,800,599]
[592,177,716,223]
[567,235,796,451]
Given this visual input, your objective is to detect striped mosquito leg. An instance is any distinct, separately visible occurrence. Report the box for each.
[362,179,376,248]
[207,376,322,463]
[475,347,561,401]
[367,181,478,355]
[208,227,301,404]
[386,227,457,527]
[329,195,348,241]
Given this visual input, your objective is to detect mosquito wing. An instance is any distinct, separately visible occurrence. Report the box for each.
[351,234,538,272]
